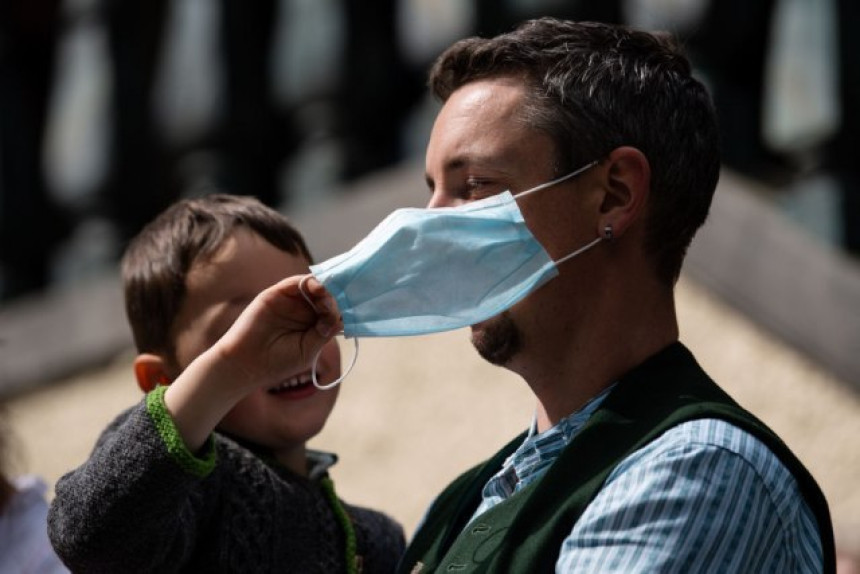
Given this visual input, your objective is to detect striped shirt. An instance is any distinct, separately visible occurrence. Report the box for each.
[470,390,824,572]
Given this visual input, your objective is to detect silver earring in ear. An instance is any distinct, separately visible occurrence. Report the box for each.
[604,224,614,241]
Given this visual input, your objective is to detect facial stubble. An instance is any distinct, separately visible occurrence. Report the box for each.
[471,311,522,366]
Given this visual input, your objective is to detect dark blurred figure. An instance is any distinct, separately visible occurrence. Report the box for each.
[337,0,424,181]
[100,0,176,247]
[828,0,860,256]
[0,0,70,301]
[684,0,793,185]
[217,0,297,207]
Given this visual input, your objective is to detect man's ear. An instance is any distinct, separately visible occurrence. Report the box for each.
[133,353,171,393]
[596,146,651,239]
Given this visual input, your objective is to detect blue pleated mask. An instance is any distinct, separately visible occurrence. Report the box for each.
[309,161,601,338]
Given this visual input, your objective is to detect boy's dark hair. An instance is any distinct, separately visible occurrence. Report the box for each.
[121,194,313,360]
[429,18,721,285]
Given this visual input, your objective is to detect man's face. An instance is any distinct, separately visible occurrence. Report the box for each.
[424,77,580,366]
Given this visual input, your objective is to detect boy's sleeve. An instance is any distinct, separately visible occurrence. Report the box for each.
[47,394,219,574]
[146,385,217,477]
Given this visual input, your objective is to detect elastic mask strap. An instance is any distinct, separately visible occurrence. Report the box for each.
[297,275,359,390]
[313,336,359,391]
[514,160,598,199]
[298,274,315,309]
[554,236,603,266]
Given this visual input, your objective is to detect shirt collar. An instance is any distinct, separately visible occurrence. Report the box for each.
[306,449,338,480]
[470,383,619,522]
[504,383,618,488]
[524,383,617,445]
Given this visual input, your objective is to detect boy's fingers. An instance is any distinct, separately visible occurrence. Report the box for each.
[281,274,342,336]
[317,292,340,320]
[296,275,341,316]
[302,276,330,300]
[314,293,343,338]
[315,316,341,338]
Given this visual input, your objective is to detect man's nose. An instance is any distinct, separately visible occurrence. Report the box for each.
[426,190,465,209]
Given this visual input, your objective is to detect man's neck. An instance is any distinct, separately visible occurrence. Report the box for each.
[519,285,679,433]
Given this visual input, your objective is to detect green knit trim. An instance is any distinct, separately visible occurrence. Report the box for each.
[145,386,217,478]
[320,476,358,574]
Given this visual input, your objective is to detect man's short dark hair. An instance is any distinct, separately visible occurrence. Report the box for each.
[429,18,721,284]
[121,194,313,360]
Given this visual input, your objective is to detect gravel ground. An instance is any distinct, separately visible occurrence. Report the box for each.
[6,276,859,551]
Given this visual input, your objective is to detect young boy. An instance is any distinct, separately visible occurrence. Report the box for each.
[48,194,405,573]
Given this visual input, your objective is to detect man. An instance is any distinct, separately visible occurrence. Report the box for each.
[398,18,835,573]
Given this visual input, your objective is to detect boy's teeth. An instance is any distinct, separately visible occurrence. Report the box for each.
[269,374,312,392]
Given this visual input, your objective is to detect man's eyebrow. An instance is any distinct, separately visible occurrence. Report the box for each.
[425,151,516,189]
[426,156,463,189]
[427,153,507,178]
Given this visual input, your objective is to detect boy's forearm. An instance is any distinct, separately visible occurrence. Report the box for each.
[163,346,249,452]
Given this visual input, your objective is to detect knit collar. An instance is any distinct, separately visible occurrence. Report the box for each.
[218,431,338,481]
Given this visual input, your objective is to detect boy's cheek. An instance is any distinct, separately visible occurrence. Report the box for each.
[318,340,343,381]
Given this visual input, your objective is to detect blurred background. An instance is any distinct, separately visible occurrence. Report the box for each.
[1,0,859,566]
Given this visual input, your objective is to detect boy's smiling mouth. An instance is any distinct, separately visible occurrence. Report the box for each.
[267,372,315,396]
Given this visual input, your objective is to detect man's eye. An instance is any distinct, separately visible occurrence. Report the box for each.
[465,178,496,199]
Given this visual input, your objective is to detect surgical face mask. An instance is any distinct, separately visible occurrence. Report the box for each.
[308,160,602,342]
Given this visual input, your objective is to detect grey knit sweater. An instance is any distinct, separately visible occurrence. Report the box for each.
[48,395,405,573]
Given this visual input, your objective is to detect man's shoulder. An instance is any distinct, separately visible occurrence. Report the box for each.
[620,418,789,469]
[612,418,805,510]
[565,418,825,572]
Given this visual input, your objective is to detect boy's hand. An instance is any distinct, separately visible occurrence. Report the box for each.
[214,274,342,390]
[163,275,341,451]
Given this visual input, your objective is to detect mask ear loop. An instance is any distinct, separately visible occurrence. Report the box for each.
[298,275,360,391]
[554,236,603,266]
[514,160,598,199]
[311,336,359,391]
[507,159,603,266]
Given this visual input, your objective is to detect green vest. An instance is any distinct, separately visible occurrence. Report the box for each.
[399,343,835,574]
